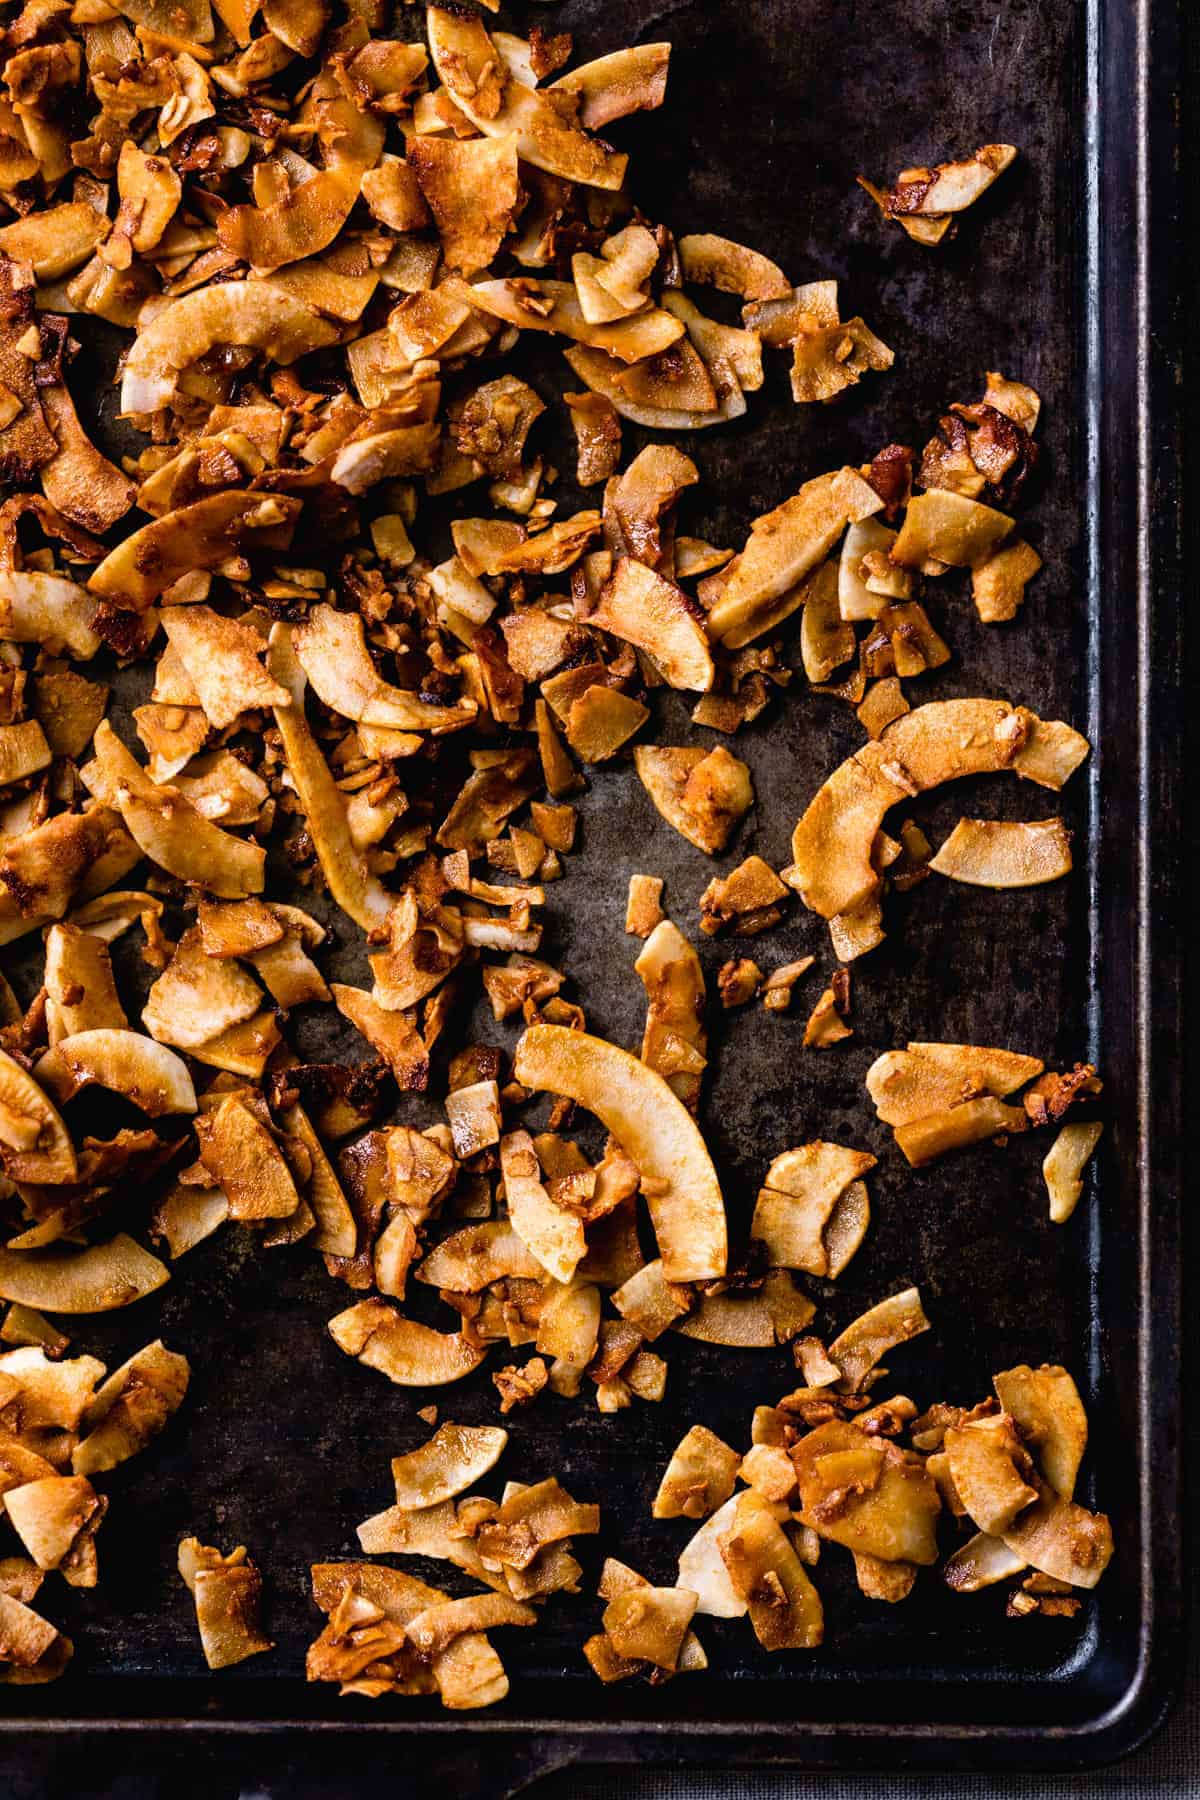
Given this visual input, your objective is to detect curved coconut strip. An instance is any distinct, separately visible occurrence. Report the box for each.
[563,344,738,432]
[83,723,266,899]
[550,43,670,130]
[590,559,714,692]
[707,469,883,647]
[1000,1481,1113,1590]
[785,699,1090,922]
[512,1023,726,1282]
[943,1531,1028,1594]
[461,279,682,365]
[865,1042,1043,1128]
[415,1221,543,1292]
[0,1235,168,1313]
[427,6,627,190]
[0,1049,77,1185]
[992,1363,1089,1501]
[929,817,1073,888]
[0,571,101,659]
[499,1129,585,1285]
[0,201,109,281]
[87,492,301,611]
[389,1423,508,1510]
[291,604,477,734]
[266,625,394,931]
[40,384,134,534]
[826,1286,931,1391]
[120,283,338,414]
[35,1031,197,1118]
[328,1299,487,1387]
[634,919,707,1113]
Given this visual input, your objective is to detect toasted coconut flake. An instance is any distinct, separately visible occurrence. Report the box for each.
[43,924,125,1048]
[971,537,1043,623]
[929,817,1072,888]
[476,1476,599,1571]
[513,1023,725,1283]
[463,277,682,365]
[635,918,707,1112]
[893,1096,1028,1166]
[944,1530,1029,1593]
[427,7,626,190]
[160,606,289,731]
[40,381,135,535]
[866,1041,1043,1127]
[677,1277,813,1349]
[708,469,882,647]
[867,145,1017,223]
[500,1129,585,1285]
[84,723,266,898]
[331,985,428,1090]
[0,1346,103,1432]
[0,1240,166,1318]
[416,1221,541,1292]
[149,1181,229,1261]
[0,571,101,661]
[4,1474,102,1576]
[827,1287,931,1392]
[195,1092,300,1221]
[612,1259,692,1342]
[266,626,392,930]
[552,43,670,129]
[1042,1122,1103,1226]
[293,603,475,734]
[36,1031,197,1118]
[634,745,753,856]
[537,1280,601,1396]
[0,203,109,282]
[405,1592,536,1658]
[0,1587,70,1683]
[562,343,734,432]
[144,927,262,1051]
[71,1339,188,1477]
[676,1493,753,1618]
[992,1364,1088,1500]
[653,1425,740,1521]
[391,1423,508,1511]
[790,317,893,406]
[945,1415,1038,1535]
[408,134,519,276]
[179,1537,272,1669]
[602,1583,696,1670]
[329,1298,487,1388]
[999,1481,1113,1589]
[678,234,790,302]
[793,1419,941,1565]
[88,492,300,612]
[717,1489,823,1649]
[751,1142,876,1276]
[892,488,1013,570]
[0,1047,76,1185]
[591,558,714,692]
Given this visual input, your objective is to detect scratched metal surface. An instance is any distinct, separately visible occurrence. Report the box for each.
[0,0,1174,1763]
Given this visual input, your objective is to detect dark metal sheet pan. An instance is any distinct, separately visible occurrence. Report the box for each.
[0,0,1183,1777]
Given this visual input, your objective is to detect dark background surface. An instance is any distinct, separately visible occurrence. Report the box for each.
[0,0,1187,1782]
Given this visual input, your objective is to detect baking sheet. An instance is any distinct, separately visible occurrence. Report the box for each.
[0,0,1183,1774]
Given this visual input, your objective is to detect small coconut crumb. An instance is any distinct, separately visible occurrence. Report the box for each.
[625,874,665,938]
